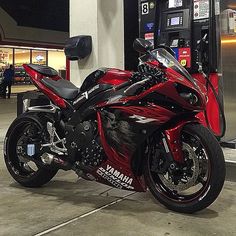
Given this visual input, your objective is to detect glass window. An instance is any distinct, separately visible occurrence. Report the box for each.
[32,50,47,65]
[14,49,30,67]
[0,47,13,75]
[14,49,30,84]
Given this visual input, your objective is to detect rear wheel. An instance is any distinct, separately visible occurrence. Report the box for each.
[144,124,226,213]
[4,114,58,188]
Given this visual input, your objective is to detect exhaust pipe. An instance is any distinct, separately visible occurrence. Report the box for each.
[41,153,72,171]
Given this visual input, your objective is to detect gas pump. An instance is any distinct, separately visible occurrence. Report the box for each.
[139,0,157,44]
[155,1,193,70]
[139,0,225,139]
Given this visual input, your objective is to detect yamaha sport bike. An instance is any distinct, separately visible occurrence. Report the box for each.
[4,39,225,213]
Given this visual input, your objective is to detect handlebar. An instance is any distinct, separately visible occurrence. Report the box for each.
[115,76,151,96]
[114,80,132,91]
[124,78,150,96]
[115,65,165,95]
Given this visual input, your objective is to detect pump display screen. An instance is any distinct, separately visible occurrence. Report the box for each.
[166,13,183,28]
[171,17,180,26]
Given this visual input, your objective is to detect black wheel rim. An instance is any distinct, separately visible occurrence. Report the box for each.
[7,120,43,178]
[148,130,211,203]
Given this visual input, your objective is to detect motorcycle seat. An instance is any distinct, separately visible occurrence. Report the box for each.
[27,64,59,77]
[42,77,80,100]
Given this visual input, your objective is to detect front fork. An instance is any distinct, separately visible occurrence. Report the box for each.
[162,119,200,164]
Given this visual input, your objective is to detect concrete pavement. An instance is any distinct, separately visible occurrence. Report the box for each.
[0,97,236,236]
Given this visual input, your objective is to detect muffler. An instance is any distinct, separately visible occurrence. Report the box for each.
[41,153,72,171]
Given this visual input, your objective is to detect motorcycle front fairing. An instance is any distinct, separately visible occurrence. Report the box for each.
[92,105,176,192]
[91,103,201,192]
[87,49,206,192]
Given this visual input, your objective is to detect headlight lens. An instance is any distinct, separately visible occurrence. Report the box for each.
[180,92,199,105]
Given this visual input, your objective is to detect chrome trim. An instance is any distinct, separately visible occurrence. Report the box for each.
[23,99,30,113]
[162,138,170,153]
[41,122,68,155]
[27,105,59,114]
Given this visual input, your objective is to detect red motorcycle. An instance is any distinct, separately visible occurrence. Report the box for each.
[4,39,225,213]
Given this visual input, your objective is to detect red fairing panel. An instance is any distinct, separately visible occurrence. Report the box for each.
[23,64,67,108]
[192,73,221,136]
[205,73,221,136]
[98,69,132,86]
[114,68,206,111]
[92,105,175,192]
[110,105,176,125]
[92,112,146,192]
[165,117,201,163]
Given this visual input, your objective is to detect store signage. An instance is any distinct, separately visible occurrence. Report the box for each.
[35,55,44,62]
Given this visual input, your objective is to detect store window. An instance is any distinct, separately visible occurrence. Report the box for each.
[32,50,47,65]
[0,48,13,81]
[14,49,31,84]
[14,49,30,67]
[0,46,67,84]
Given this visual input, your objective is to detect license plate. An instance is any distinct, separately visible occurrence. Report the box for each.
[27,144,35,157]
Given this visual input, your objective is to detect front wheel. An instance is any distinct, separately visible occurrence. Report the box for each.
[144,124,226,213]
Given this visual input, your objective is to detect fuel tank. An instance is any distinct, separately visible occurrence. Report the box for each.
[80,68,132,92]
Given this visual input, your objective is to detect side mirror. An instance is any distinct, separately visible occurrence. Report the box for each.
[133,38,153,54]
[64,35,92,60]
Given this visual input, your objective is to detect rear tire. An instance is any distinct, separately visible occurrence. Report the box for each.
[4,114,58,188]
[144,124,226,213]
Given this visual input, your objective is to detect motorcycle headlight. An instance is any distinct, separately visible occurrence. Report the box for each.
[180,92,199,105]
[175,83,200,106]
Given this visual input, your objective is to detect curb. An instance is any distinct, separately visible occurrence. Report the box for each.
[226,160,236,182]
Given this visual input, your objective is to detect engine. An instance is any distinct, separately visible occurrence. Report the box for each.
[65,121,106,167]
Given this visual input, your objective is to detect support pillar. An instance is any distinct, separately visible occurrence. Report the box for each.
[70,0,124,86]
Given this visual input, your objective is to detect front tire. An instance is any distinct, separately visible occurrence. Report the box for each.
[144,124,226,213]
[4,114,58,188]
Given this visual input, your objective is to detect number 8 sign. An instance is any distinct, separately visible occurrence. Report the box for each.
[141,2,149,15]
